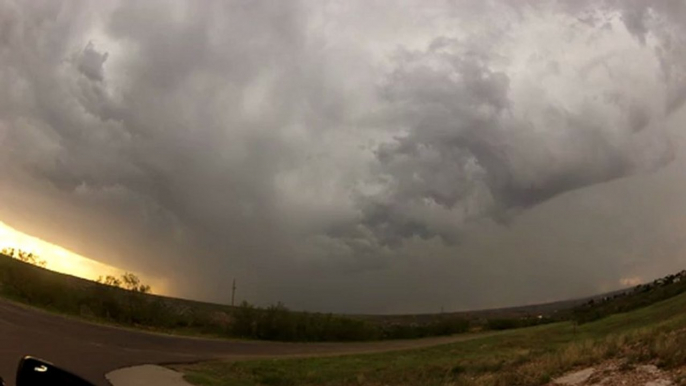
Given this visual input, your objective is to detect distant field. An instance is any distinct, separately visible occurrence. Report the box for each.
[354,295,605,324]
[175,290,686,386]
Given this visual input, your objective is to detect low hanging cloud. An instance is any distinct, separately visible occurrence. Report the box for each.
[0,0,685,312]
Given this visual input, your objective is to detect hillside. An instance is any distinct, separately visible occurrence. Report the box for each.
[0,253,242,336]
[571,270,686,324]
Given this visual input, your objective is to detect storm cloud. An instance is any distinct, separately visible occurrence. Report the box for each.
[1,0,685,313]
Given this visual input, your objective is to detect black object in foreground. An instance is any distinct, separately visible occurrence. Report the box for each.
[13,356,95,386]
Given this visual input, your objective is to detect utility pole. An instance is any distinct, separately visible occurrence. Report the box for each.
[231,278,237,307]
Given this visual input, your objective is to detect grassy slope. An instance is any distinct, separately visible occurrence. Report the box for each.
[175,290,686,386]
[0,253,241,339]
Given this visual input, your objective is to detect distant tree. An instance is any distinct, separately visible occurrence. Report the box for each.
[97,272,151,294]
[2,247,47,268]
[97,275,122,288]
[231,301,258,337]
[121,272,151,293]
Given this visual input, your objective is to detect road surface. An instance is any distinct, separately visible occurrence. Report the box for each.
[0,298,493,386]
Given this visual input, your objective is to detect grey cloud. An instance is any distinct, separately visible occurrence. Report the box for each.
[343,3,681,247]
[76,42,108,82]
[667,85,686,115]
[1,0,686,313]
[620,6,650,45]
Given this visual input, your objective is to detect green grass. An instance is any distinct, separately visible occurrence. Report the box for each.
[175,291,686,386]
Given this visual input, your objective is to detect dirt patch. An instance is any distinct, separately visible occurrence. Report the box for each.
[548,361,674,386]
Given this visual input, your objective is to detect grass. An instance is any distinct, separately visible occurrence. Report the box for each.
[175,290,686,386]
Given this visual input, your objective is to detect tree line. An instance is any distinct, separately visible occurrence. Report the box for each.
[97,272,151,293]
[1,247,47,268]
[230,301,471,341]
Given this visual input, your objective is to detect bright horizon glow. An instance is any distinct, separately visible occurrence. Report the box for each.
[0,221,168,295]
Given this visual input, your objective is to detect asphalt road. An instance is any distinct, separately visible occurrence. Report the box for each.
[0,298,493,386]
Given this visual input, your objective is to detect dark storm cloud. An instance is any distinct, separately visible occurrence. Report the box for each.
[76,42,108,82]
[1,0,686,312]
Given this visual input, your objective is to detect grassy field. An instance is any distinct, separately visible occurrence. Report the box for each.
[174,290,686,386]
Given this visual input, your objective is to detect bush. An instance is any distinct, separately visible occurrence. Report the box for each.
[487,319,521,331]
[485,317,552,331]
[230,302,381,341]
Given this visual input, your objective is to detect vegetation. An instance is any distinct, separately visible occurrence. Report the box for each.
[97,273,151,293]
[0,253,231,335]
[230,301,470,341]
[485,317,554,331]
[571,270,686,324]
[176,290,686,386]
[1,247,47,268]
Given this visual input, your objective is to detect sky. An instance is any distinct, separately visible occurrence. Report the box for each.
[1,0,686,314]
